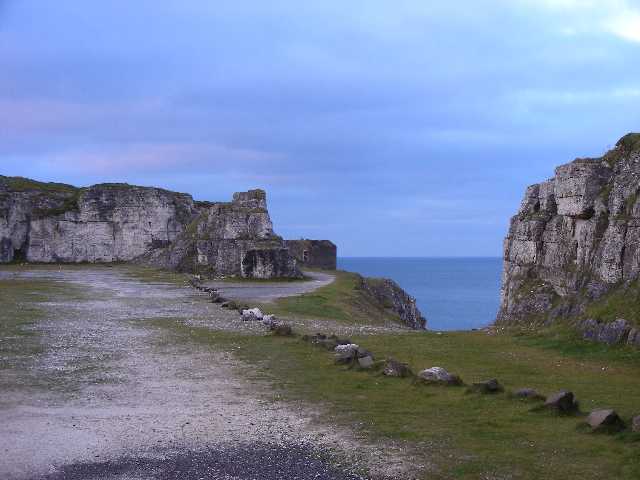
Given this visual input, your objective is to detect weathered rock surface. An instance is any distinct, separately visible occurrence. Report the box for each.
[469,379,503,394]
[632,415,640,433]
[497,134,640,343]
[284,239,337,270]
[0,176,301,279]
[383,359,413,378]
[513,388,545,401]
[418,367,463,386]
[359,277,427,329]
[586,409,625,433]
[578,318,632,345]
[544,390,578,414]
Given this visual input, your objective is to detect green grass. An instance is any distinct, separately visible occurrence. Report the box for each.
[0,276,87,395]
[256,270,403,326]
[584,281,640,327]
[0,176,78,193]
[156,320,640,480]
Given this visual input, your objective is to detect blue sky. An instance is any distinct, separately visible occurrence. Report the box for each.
[1,1,639,256]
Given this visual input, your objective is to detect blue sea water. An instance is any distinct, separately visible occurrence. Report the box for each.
[338,257,503,331]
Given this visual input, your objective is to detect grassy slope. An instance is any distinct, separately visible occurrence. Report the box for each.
[166,324,640,480]
[256,270,404,327]
[153,268,640,479]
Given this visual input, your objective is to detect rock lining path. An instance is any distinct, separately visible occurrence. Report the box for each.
[0,266,415,480]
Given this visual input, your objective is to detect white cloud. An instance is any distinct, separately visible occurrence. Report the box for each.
[605,10,640,42]
[518,0,640,43]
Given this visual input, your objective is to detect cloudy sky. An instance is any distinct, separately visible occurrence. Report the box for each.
[1,1,639,256]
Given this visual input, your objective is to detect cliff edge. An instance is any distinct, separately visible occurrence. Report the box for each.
[497,133,640,342]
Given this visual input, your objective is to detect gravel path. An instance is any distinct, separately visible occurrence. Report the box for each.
[0,266,415,480]
[203,271,336,302]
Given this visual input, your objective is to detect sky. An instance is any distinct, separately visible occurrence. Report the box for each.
[1,1,639,256]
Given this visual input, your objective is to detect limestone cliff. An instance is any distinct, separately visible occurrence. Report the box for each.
[359,277,427,329]
[497,133,640,333]
[0,176,300,279]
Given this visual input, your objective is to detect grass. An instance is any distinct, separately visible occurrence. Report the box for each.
[255,270,404,327]
[0,276,86,354]
[156,321,640,480]
[0,176,78,193]
[584,281,640,327]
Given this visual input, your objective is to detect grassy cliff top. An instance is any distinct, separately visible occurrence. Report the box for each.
[0,176,78,194]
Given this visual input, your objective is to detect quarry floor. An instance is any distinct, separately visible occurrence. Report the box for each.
[0,266,412,480]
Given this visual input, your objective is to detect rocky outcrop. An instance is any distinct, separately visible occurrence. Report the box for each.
[142,189,300,278]
[284,239,337,270]
[0,176,300,279]
[359,277,427,329]
[497,134,640,337]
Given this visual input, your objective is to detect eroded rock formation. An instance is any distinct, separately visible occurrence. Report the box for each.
[359,276,427,329]
[497,133,640,331]
[0,176,300,279]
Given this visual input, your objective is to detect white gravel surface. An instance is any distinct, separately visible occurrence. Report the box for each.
[0,266,418,480]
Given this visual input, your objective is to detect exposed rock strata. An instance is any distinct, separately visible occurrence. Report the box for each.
[497,134,640,340]
[0,176,299,279]
[359,276,427,329]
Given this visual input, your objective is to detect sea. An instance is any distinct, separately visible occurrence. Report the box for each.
[338,257,503,331]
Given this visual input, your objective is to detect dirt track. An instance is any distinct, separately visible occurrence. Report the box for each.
[0,267,413,480]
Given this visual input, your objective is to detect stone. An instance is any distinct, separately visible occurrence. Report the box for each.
[334,344,359,365]
[357,355,375,369]
[383,359,413,378]
[335,344,359,354]
[586,409,625,433]
[469,379,503,394]
[632,415,640,433]
[544,391,578,414]
[272,324,293,336]
[597,319,631,345]
[495,134,640,339]
[418,367,463,386]
[513,388,545,401]
[627,328,640,348]
[0,177,305,280]
[241,308,263,322]
[261,314,277,328]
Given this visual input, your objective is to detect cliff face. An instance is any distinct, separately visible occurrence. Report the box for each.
[497,133,640,327]
[0,176,300,279]
[143,190,299,278]
[359,277,427,329]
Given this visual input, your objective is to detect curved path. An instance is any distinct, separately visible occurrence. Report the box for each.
[203,271,335,302]
[0,266,410,480]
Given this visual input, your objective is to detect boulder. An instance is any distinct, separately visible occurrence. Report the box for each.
[469,378,503,394]
[513,388,545,401]
[628,328,640,348]
[632,415,640,433]
[586,409,625,433]
[334,344,359,365]
[597,319,631,345]
[262,314,277,328]
[241,308,263,322]
[418,367,463,386]
[383,359,413,378]
[335,344,359,354]
[544,391,578,414]
[357,355,375,369]
[579,318,602,342]
[272,324,293,336]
